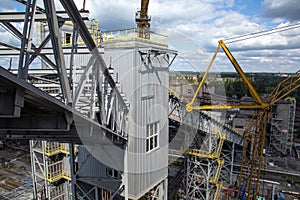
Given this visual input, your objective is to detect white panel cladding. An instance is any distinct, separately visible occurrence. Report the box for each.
[77,146,123,192]
[126,49,169,199]
[79,43,170,199]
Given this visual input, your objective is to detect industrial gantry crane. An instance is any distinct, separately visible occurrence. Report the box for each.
[186,40,300,199]
[135,0,151,39]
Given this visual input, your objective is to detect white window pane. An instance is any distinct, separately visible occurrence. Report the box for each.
[154,136,157,148]
[150,137,154,150]
[146,139,149,152]
[150,124,154,136]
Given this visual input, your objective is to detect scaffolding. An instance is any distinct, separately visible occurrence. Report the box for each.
[29,14,100,200]
[286,98,296,155]
[30,140,71,199]
[185,130,226,200]
[269,98,297,155]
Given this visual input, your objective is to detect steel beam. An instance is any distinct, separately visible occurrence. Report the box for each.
[0,113,69,130]
[69,143,77,200]
[59,0,128,113]
[0,11,89,22]
[0,46,104,55]
[44,0,72,104]
[18,0,37,79]
[1,22,58,69]
[0,87,24,117]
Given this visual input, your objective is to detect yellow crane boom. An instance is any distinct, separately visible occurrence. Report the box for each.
[186,40,300,199]
[135,0,151,39]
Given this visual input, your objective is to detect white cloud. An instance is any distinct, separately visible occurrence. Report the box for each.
[83,0,139,30]
[0,0,16,12]
[1,0,300,72]
[42,0,300,73]
[263,0,300,21]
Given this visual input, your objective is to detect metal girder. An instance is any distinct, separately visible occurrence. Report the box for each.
[69,143,77,200]
[73,55,97,106]
[0,46,104,55]
[43,0,72,104]
[18,0,37,79]
[0,113,69,131]
[1,21,58,69]
[0,11,89,22]
[27,34,51,65]
[0,87,24,117]
[0,66,128,144]
[0,42,20,52]
[168,99,243,145]
[59,0,128,113]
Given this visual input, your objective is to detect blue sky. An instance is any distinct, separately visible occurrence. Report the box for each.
[1,0,300,73]
[234,0,262,17]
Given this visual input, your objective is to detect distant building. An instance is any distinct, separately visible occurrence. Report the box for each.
[170,83,215,102]
[232,96,296,155]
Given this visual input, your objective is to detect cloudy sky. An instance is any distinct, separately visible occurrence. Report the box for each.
[1,0,300,72]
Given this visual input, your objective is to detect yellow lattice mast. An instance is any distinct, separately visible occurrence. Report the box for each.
[186,40,300,199]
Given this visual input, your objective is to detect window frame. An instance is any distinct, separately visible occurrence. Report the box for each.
[106,168,119,179]
[146,122,159,153]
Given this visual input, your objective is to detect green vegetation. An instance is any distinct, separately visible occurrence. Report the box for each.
[20,155,30,165]
[0,173,6,181]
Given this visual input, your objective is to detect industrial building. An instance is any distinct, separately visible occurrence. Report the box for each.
[0,0,299,200]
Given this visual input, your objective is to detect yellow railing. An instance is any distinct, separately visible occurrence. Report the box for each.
[209,158,225,184]
[44,143,69,156]
[61,20,99,47]
[185,131,226,159]
[46,170,71,183]
[102,28,168,46]
[213,182,222,200]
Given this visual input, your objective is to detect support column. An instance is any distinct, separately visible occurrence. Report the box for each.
[124,146,129,200]
[230,143,235,185]
[69,143,77,200]
[30,140,37,199]
[42,141,50,199]
[18,0,37,79]
[185,156,190,200]
[164,178,168,200]
[43,0,72,104]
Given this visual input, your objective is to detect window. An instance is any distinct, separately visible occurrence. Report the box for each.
[65,33,72,45]
[106,168,119,179]
[146,122,159,152]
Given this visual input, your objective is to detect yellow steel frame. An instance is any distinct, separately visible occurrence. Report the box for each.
[186,40,268,112]
[185,40,300,199]
[46,170,71,183]
[213,182,222,200]
[44,143,69,156]
[210,158,225,184]
[185,131,226,159]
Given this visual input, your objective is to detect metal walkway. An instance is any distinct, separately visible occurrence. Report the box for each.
[0,66,126,144]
